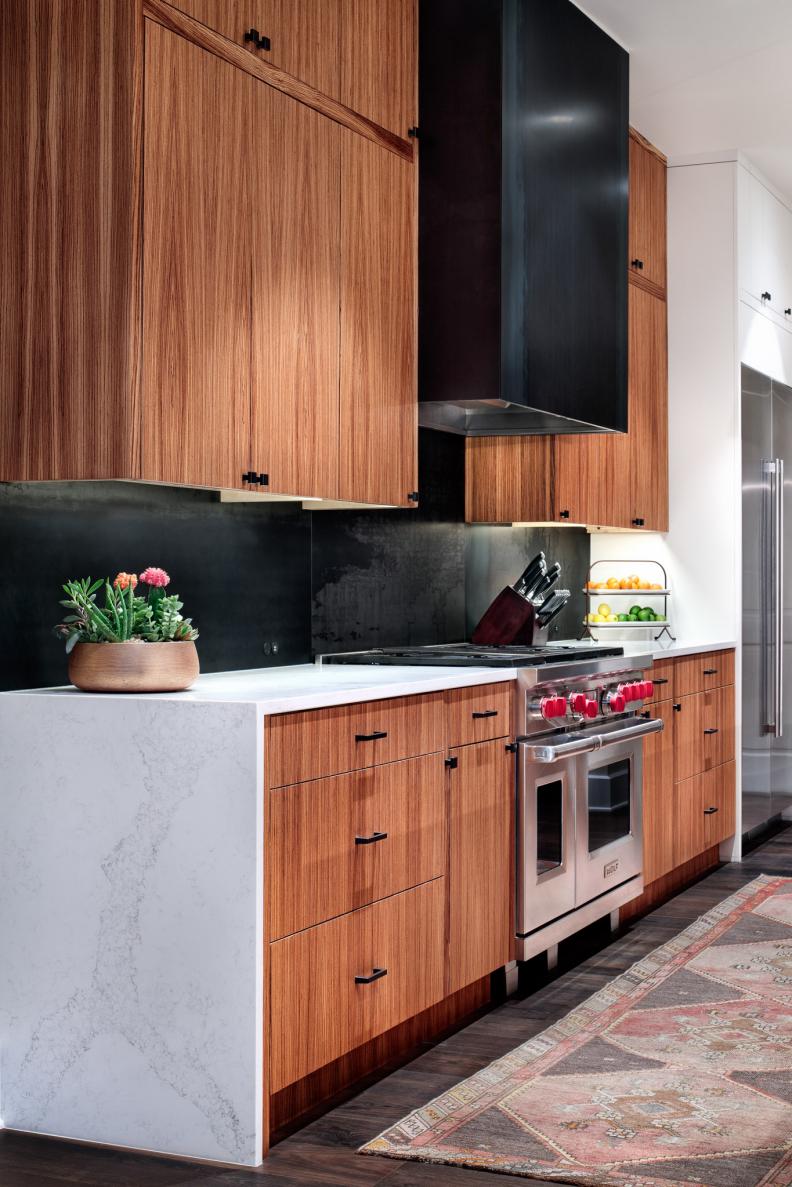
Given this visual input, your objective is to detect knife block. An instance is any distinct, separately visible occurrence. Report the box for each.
[471,586,537,646]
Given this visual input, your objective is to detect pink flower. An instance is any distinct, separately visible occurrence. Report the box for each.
[140,566,170,588]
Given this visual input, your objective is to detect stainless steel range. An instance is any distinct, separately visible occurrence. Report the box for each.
[318,642,663,965]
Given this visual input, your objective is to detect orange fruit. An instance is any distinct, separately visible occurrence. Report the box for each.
[639,580,651,590]
[607,577,619,589]
[619,578,630,589]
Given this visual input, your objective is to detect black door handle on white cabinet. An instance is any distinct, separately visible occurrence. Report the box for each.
[355,831,388,845]
[354,967,388,984]
[762,291,772,301]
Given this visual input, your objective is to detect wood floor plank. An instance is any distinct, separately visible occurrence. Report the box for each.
[1,826,790,1186]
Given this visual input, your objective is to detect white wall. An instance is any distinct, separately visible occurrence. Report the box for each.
[591,161,742,645]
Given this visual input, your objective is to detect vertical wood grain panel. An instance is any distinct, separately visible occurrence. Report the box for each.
[628,282,668,530]
[142,21,251,489]
[445,683,513,748]
[251,88,340,498]
[0,0,142,481]
[267,754,446,938]
[674,649,736,697]
[701,760,737,847]
[165,0,341,99]
[465,437,554,523]
[629,130,667,293]
[642,699,676,882]
[338,132,417,506]
[339,0,417,138]
[447,740,512,995]
[269,879,445,1091]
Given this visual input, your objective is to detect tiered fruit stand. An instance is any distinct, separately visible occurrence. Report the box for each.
[580,559,675,642]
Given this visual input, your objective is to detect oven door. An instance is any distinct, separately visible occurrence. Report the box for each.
[574,731,644,907]
[517,747,577,935]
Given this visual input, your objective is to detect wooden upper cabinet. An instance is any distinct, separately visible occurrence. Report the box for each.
[164,0,341,98]
[465,437,554,523]
[142,22,252,489]
[339,0,418,138]
[338,131,417,506]
[251,87,341,499]
[629,130,667,295]
[627,282,668,530]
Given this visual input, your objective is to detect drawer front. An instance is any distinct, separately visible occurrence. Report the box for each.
[446,683,513,747]
[673,686,735,783]
[673,771,704,867]
[647,658,674,702]
[268,754,446,938]
[674,649,735,698]
[269,878,445,1091]
[700,761,737,848]
[265,692,445,788]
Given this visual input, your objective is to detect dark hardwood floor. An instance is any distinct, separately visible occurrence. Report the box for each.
[2,824,790,1187]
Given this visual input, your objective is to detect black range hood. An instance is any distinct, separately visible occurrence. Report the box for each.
[418,0,629,436]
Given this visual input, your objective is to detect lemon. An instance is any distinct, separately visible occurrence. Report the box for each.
[590,613,603,623]
[597,603,612,618]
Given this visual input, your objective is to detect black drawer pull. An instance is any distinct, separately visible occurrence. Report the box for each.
[355,730,388,742]
[703,668,718,675]
[704,727,719,735]
[244,27,271,50]
[673,703,682,712]
[355,831,388,845]
[631,258,644,270]
[762,291,772,301]
[654,677,669,685]
[472,709,498,719]
[703,806,719,815]
[640,710,651,719]
[355,967,387,984]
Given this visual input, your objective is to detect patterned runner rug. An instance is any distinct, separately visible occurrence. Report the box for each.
[360,875,792,1186]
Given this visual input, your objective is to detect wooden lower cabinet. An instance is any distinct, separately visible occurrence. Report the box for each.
[701,760,737,848]
[267,753,447,938]
[641,698,676,882]
[674,685,735,784]
[269,878,445,1092]
[447,739,513,995]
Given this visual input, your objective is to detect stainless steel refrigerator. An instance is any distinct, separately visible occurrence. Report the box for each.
[742,364,792,835]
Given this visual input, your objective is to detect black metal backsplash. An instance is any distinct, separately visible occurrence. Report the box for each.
[0,433,588,691]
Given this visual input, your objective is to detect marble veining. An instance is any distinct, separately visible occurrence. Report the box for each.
[0,697,262,1164]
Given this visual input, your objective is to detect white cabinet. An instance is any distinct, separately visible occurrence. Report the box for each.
[739,165,792,325]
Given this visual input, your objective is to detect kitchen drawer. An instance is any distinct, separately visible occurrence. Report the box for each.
[700,760,736,848]
[646,658,674,703]
[673,685,735,783]
[674,649,735,698]
[265,693,445,788]
[446,683,513,747]
[269,878,445,1091]
[268,753,446,938]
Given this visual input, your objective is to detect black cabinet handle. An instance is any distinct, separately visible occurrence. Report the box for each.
[559,510,570,519]
[703,668,718,675]
[472,709,498,719]
[631,258,644,269]
[257,472,269,487]
[632,517,645,527]
[640,709,651,719]
[355,730,388,742]
[673,702,682,712]
[761,291,772,301]
[244,27,271,49]
[704,727,719,735]
[703,806,719,815]
[654,677,669,685]
[786,308,791,316]
[242,470,258,483]
[355,967,387,984]
[355,831,388,845]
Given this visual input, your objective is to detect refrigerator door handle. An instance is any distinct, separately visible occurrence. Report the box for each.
[776,457,784,739]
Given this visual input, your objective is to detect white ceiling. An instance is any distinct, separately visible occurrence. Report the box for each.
[575,0,792,200]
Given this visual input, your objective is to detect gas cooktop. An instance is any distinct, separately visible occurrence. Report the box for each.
[318,643,624,668]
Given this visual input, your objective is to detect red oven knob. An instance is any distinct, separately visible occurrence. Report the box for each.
[604,691,626,715]
[570,692,587,714]
[617,682,635,702]
[540,695,567,720]
[583,697,598,719]
[643,680,654,699]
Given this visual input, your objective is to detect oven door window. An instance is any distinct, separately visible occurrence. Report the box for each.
[587,757,631,853]
[536,777,565,875]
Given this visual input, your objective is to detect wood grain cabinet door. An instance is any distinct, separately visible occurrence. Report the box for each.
[629,132,667,294]
[627,283,668,531]
[465,437,554,523]
[142,22,252,489]
[641,700,676,883]
[250,85,341,499]
[700,760,737,848]
[339,0,417,138]
[447,740,513,995]
[164,0,341,98]
[338,131,417,506]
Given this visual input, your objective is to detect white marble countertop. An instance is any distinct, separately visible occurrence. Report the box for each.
[4,639,736,714]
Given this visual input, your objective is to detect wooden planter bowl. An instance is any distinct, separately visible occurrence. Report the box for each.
[68,641,200,693]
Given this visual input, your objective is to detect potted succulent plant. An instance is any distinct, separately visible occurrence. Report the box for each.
[54,567,200,692]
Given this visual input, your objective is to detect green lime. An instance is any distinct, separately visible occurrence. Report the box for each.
[629,605,642,617]
[638,608,653,621]
[617,613,629,622]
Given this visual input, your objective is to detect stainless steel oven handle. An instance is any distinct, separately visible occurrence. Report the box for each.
[518,717,664,763]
